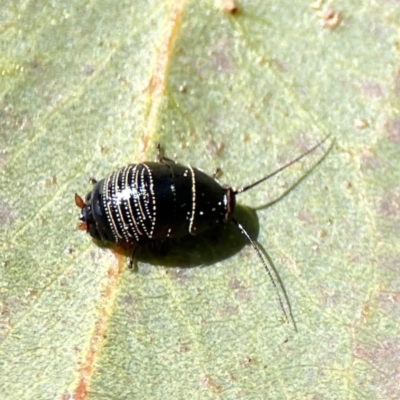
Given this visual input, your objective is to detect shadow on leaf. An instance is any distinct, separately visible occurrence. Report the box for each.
[95,204,259,269]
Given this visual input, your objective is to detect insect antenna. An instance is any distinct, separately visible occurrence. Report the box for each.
[234,134,331,195]
[231,135,333,328]
[231,217,292,327]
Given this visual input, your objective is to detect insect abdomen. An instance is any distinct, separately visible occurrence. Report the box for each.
[89,162,228,244]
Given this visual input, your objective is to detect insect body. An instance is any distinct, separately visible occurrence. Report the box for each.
[75,161,234,244]
[75,137,331,325]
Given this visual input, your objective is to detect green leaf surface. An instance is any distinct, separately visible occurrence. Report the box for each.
[1,1,399,399]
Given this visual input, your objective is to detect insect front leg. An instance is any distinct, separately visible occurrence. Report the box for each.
[213,167,222,180]
[156,143,176,165]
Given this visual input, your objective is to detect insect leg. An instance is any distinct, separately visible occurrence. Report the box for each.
[156,143,176,164]
[128,244,139,271]
[213,167,222,180]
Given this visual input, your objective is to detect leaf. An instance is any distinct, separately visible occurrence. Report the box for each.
[1,0,399,399]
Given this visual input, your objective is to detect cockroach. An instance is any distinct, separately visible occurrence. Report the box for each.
[75,136,332,324]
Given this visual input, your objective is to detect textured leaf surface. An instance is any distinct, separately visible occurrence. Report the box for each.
[1,1,399,399]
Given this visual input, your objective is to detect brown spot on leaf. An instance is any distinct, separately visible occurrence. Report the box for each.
[360,300,371,321]
[61,390,73,400]
[221,0,237,14]
[297,208,315,224]
[229,276,253,302]
[386,119,400,144]
[379,190,400,217]
[82,63,95,76]
[377,290,400,318]
[359,149,382,170]
[205,139,225,157]
[199,375,222,393]
[319,10,342,30]
[239,356,257,368]
[318,229,327,238]
[220,304,239,317]
[362,82,383,98]
[353,339,400,398]
[209,38,235,74]
[178,82,187,93]
[229,277,246,290]
[178,339,191,353]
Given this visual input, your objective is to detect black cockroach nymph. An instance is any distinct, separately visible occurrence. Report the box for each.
[76,136,332,326]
